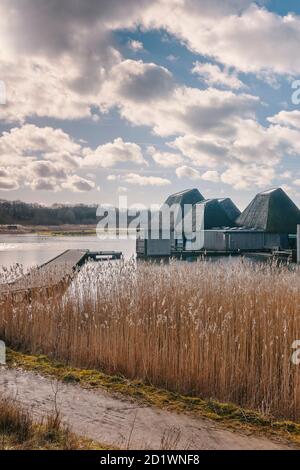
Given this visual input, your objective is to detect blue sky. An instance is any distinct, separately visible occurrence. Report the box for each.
[1,0,300,210]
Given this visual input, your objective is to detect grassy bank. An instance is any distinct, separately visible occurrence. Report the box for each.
[1,259,300,421]
[0,224,96,236]
[6,349,300,446]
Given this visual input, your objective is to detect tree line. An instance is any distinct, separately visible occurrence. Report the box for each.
[0,200,98,225]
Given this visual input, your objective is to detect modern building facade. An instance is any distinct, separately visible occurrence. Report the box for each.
[136,187,300,258]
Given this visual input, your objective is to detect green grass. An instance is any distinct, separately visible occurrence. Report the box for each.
[6,349,300,446]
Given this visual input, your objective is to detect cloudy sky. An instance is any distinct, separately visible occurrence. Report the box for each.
[1,0,300,210]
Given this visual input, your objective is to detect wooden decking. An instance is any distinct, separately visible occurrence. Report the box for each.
[0,249,123,295]
[87,251,122,261]
[0,249,88,295]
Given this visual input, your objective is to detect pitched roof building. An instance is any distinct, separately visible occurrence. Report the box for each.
[218,198,241,224]
[236,188,300,233]
[192,199,237,231]
[164,188,204,208]
[164,188,205,231]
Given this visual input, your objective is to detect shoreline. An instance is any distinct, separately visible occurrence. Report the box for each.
[0,224,97,236]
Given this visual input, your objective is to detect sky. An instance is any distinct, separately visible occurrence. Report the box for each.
[1,1,300,210]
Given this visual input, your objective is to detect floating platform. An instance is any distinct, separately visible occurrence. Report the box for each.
[86,251,122,261]
[137,249,296,264]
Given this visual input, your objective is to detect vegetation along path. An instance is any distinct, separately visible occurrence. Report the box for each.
[0,367,296,450]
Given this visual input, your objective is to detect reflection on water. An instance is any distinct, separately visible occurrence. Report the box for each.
[0,234,284,273]
[0,234,136,270]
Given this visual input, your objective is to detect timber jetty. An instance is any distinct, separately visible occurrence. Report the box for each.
[0,249,122,296]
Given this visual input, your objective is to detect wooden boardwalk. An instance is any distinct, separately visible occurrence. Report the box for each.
[0,249,88,295]
[0,249,122,296]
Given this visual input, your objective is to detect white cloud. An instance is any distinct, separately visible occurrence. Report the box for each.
[268,110,300,130]
[107,175,120,181]
[0,125,173,193]
[147,146,184,167]
[1,0,300,197]
[30,179,59,192]
[170,135,229,168]
[0,180,19,190]
[280,184,300,199]
[176,165,220,183]
[123,173,171,186]
[176,166,201,180]
[0,124,81,158]
[103,70,258,138]
[0,124,100,192]
[1,0,300,127]
[141,2,300,75]
[128,39,144,52]
[27,161,67,180]
[104,59,175,105]
[0,124,84,193]
[0,169,19,190]
[221,163,275,189]
[83,138,146,168]
[171,117,300,172]
[202,170,220,183]
[0,0,146,123]
[62,175,96,193]
[281,171,292,180]
[192,62,244,89]
[167,54,178,62]
[0,56,102,123]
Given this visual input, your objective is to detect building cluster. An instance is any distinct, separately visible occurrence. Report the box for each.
[136,187,300,258]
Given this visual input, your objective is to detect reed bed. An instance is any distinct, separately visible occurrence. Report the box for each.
[1,258,300,420]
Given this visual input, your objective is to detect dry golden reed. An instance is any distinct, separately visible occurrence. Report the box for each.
[1,258,300,420]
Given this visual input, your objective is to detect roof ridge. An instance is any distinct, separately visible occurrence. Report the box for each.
[265,191,272,231]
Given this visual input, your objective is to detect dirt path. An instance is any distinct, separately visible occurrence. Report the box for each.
[0,367,296,450]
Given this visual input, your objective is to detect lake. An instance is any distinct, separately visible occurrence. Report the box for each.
[0,234,136,270]
[0,234,278,272]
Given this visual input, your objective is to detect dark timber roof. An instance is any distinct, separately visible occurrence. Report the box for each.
[164,188,204,208]
[236,188,300,233]
[218,198,241,223]
[193,199,237,231]
[164,189,205,231]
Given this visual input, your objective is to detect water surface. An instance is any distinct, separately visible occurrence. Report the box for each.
[0,234,136,270]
